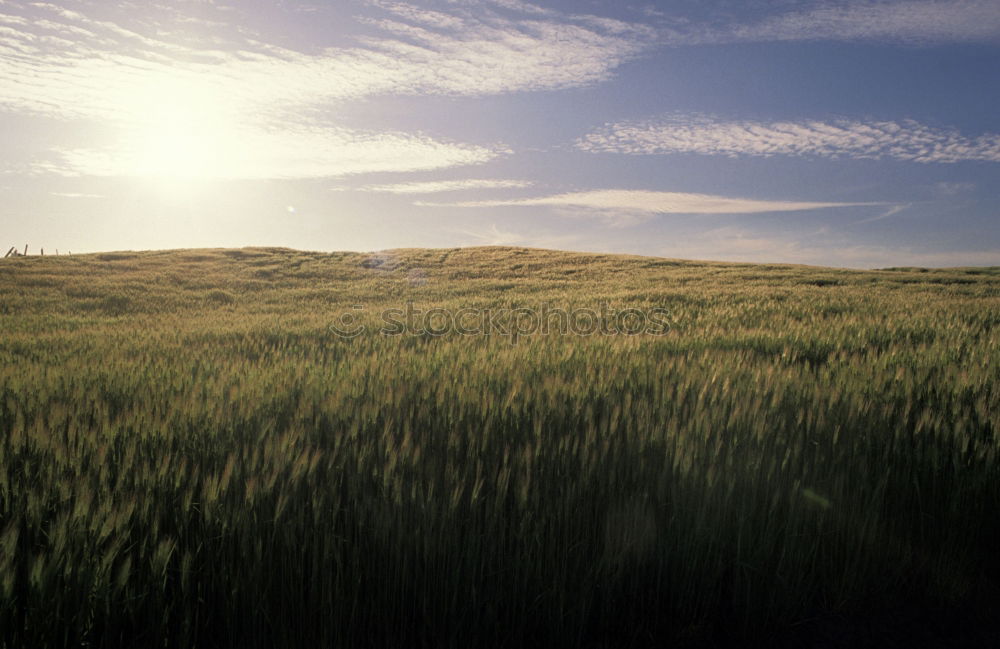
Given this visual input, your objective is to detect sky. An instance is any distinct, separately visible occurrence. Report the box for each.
[1,0,999,268]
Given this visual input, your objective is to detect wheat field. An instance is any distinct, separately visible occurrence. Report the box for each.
[1,247,998,648]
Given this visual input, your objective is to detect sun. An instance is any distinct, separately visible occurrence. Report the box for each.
[117,74,246,187]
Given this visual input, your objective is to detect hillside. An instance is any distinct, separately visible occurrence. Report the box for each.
[2,244,997,324]
[2,246,998,368]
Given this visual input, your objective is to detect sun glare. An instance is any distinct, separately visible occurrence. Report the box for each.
[118,75,246,188]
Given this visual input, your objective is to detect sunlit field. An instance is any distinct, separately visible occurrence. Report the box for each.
[1,247,998,648]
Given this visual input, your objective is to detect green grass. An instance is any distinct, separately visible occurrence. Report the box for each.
[1,246,998,648]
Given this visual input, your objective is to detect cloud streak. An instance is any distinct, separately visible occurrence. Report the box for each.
[578,115,1000,163]
[42,127,497,180]
[419,189,874,215]
[346,179,535,194]
[50,191,104,199]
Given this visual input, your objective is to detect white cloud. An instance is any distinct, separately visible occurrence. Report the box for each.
[727,0,1000,45]
[347,179,534,193]
[578,115,1000,163]
[934,181,976,195]
[0,0,651,179]
[482,0,557,17]
[643,0,1000,46]
[854,203,911,223]
[50,191,103,198]
[40,126,497,179]
[45,129,496,179]
[419,189,874,215]
[0,1,652,116]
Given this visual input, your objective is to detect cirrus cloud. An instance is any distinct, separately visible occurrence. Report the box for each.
[0,0,653,179]
[0,0,655,120]
[343,178,535,194]
[727,0,1000,46]
[578,115,1000,163]
[417,189,876,214]
[38,127,499,180]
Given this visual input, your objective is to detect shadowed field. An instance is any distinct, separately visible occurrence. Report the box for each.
[1,247,998,648]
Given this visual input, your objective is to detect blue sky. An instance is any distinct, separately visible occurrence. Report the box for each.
[1,0,998,267]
